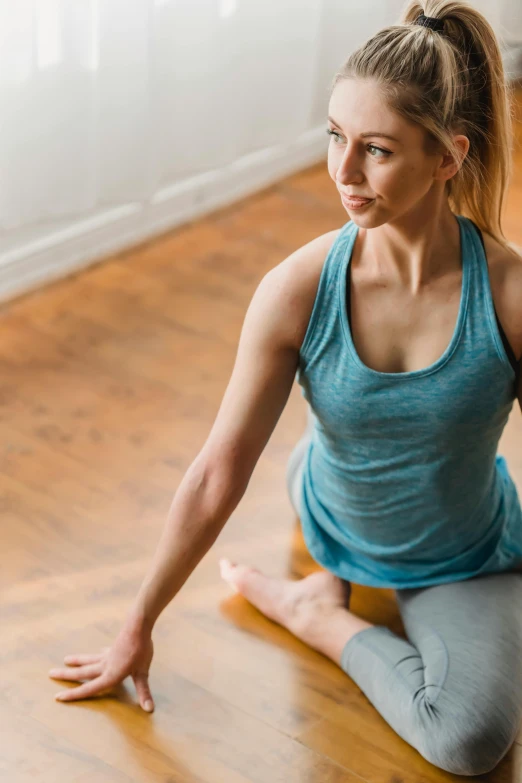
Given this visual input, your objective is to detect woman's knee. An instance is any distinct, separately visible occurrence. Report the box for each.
[419,715,514,776]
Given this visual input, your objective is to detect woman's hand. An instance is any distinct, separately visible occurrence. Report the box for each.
[49,621,155,712]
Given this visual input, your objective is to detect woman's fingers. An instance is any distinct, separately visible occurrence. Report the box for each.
[62,651,107,666]
[54,675,112,702]
[133,672,154,712]
[52,636,154,708]
[49,663,103,682]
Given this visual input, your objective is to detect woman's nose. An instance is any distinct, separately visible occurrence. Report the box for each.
[336,146,364,186]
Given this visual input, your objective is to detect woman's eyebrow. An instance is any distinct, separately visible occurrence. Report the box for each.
[327,116,401,143]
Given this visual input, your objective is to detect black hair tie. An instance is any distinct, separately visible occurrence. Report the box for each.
[415,13,445,32]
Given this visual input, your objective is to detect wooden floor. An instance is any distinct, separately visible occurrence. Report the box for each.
[2,95,522,782]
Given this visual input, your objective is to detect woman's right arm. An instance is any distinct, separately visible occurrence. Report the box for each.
[127,254,312,630]
[127,227,340,636]
[49,244,322,708]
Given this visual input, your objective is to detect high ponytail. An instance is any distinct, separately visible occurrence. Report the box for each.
[330,0,517,254]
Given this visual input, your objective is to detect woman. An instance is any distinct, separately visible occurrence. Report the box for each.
[50,0,522,775]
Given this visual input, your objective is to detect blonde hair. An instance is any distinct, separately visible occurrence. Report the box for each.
[330,0,518,255]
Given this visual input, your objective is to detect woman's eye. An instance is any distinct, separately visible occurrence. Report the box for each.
[367,144,390,158]
[326,128,343,144]
[325,129,391,158]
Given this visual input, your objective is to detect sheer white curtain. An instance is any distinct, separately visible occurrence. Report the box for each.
[1,0,518,234]
[0,0,327,232]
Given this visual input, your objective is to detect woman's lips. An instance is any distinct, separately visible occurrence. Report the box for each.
[341,193,374,209]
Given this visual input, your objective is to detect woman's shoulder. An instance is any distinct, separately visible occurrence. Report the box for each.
[271,227,344,351]
[481,230,522,362]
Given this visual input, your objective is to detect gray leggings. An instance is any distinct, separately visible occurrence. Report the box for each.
[286,409,522,776]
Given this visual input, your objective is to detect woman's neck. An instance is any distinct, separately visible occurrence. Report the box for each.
[360,203,461,293]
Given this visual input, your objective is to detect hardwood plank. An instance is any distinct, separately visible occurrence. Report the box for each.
[0,709,139,783]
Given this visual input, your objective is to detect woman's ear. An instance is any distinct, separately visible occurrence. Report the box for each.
[437,134,470,181]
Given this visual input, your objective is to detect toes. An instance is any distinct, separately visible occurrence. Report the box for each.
[219,558,260,594]
[219,558,240,592]
[219,559,286,624]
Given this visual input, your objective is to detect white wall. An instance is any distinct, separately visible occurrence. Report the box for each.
[0,0,519,305]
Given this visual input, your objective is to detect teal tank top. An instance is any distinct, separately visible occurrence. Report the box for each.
[296,215,522,588]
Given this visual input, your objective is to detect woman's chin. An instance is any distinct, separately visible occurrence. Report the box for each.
[347,211,384,229]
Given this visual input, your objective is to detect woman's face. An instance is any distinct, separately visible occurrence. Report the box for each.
[326,78,456,227]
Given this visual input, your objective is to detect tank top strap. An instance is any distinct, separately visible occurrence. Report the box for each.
[462,215,519,383]
[298,219,356,362]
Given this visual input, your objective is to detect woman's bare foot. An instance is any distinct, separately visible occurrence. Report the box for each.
[219,559,373,665]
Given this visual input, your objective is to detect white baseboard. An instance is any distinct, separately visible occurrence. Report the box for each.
[0,125,327,307]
